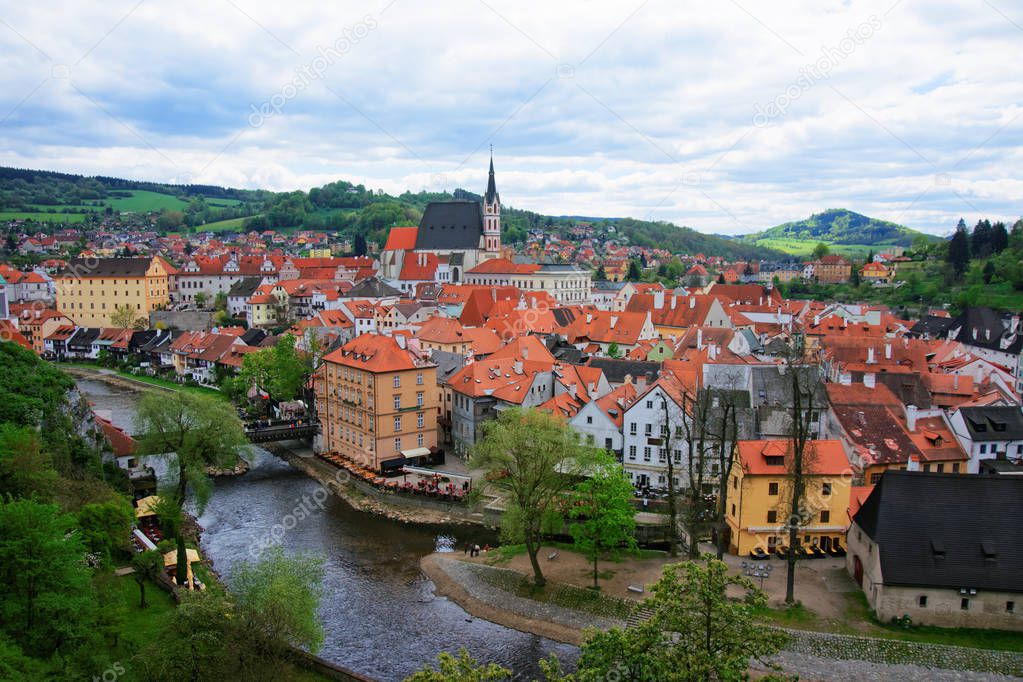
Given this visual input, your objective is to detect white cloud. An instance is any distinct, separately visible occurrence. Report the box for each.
[0,0,1019,235]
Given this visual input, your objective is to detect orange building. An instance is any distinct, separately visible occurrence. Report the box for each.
[813,255,852,284]
[318,333,438,472]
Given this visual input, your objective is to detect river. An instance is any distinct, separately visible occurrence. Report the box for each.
[77,377,578,681]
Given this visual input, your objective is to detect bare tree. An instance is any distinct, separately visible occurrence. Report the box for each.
[679,388,714,559]
[781,334,823,604]
[711,390,740,560]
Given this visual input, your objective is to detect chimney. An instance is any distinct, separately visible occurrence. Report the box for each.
[840,373,852,386]
[906,404,918,432]
[653,290,665,309]
[610,315,618,328]
[670,296,677,310]
[953,372,959,390]
[689,297,696,309]
[708,344,717,360]
[885,342,892,360]
[635,374,648,391]
[697,328,703,349]
[588,381,596,397]
[906,454,920,471]
[867,347,875,364]
[521,345,528,359]
[513,360,523,374]
[395,335,407,349]
[569,382,577,396]
[864,373,876,389]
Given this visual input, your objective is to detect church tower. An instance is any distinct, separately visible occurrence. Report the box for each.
[482,151,501,256]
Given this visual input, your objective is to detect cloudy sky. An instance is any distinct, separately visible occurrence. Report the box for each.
[1,0,1020,235]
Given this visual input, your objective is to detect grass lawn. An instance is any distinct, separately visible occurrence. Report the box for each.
[486,542,666,565]
[64,362,231,401]
[747,237,876,258]
[470,562,634,621]
[757,591,1023,652]
[106,190,189,213]
[200,215,253,232]
[0,210,87,223]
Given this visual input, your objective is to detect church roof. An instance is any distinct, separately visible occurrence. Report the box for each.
[485,154,499,205]
[415,201,484,251]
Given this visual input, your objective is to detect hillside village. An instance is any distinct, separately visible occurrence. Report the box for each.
[2,158,1022,639]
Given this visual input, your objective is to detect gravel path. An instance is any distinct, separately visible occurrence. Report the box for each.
[754,651,1021,681]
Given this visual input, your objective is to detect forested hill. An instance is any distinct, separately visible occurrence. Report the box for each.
[743,208,939,249]
[0,165,780,259]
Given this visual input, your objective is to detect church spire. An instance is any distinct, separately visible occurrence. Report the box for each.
[485,146,499,205]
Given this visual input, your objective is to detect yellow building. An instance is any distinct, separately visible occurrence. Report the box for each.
[55,257,172,327]
[725,439,852,556]
[247,283,288,328]
[318,333,438,472]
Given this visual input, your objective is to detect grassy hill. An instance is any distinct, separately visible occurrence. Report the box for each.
[742,209,940,257]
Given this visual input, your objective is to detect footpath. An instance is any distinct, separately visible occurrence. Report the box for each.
[422,553,1023,681]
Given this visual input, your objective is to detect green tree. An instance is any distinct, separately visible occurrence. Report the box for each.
[232,546,327,659]
[194,292,209,309]
[131,549,165,608]
[213,291,228,312]
[569,453,637,589]
[627,259,642,281]
[471,408,597,587]
[594,264,607,280]
[111,304,146,329]
[406,648,513,681]
[237,333,309,404]
[812,242,830,259]
[76,497,134,565]
[155,210,185,232]
[576,558,786,681]
[136,392,247,584]
[0,498,99,658]
[0,425,57,501]
[606,342,622,359]
[947,223,971,278]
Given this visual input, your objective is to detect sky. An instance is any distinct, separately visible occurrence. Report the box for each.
[0,0,1020,236]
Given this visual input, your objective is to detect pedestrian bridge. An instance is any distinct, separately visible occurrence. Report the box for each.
[244,420,319,443]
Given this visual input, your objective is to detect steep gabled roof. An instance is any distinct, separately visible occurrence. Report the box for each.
[853,471,1023,592]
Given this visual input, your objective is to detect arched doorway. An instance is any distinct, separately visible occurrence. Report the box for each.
[853,555,863,587]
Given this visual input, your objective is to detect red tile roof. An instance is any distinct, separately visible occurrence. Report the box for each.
[383,226,419,251]
[323,333,430,373]
[738,439,849,476]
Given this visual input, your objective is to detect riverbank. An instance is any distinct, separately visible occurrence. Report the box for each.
[62,363,229,400]
[267,441,496,528]
[421,553,612,646]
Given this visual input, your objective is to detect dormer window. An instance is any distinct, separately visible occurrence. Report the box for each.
[931,540,946,560]
[982,541,997,563]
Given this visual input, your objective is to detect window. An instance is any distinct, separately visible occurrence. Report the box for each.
[952,463,961,473]
[416,372,423,385]
[732,476,738,490]
[822,482,832,495]
[628,445,637,460]
[417,432,424,447]
[961,598,970,611]
[644,424,652,436]
[394,416,402,432]
[1007,601,1015,613]
[393,395,401,409]
[417,413,424,428]
[646,400,653,409]
[767,511,777,523]
[643,446,651,461]
[393,376,401,388]
[586,416,593,424]
[820,510,830,523]
[980,444,987,454]
[768,482,779,496]
[918,595,928,608]
[629,423,637,435]
[394,437,401,452]
[731,503,736,516]
[417,391,424,407]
